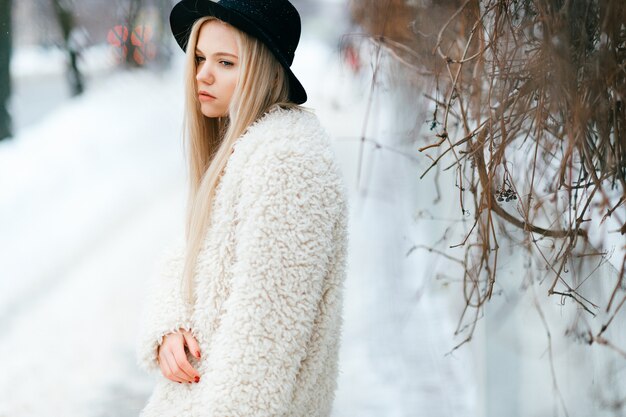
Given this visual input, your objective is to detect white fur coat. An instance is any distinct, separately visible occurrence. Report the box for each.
[135,106,349,417]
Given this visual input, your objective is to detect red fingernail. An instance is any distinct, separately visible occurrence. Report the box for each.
[194,376,200,383]
[196,351,201,358]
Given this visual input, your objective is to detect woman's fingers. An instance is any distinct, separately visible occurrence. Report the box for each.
[166,350,196,383]
[159,349,187,383]
[171,345,201,382]
[182,331,202,359]
[158,332,201,384]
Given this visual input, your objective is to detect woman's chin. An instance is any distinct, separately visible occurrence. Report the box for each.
[200,103,226,117]
[201,108,226,118]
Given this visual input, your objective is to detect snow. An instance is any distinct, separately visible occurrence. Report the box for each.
[0,50,189,416]
[10,43,116,78]
[0,66,186,320]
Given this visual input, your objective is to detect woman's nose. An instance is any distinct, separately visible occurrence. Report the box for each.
[196,65,214,84]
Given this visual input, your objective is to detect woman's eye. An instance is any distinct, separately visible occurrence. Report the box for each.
[195,56,205,64]
[220,60,234,67]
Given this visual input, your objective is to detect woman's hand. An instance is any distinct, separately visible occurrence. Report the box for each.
[157,328,202,384]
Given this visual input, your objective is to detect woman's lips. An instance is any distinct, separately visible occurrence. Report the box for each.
[199,91,216,101]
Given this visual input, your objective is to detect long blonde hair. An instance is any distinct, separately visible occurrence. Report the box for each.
[179,16,301,306]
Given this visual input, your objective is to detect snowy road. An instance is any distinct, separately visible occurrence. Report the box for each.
[0,63,190,415]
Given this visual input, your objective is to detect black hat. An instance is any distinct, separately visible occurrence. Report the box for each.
[169,0,307,104]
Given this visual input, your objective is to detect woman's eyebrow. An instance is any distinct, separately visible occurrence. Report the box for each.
[195,49,238,58]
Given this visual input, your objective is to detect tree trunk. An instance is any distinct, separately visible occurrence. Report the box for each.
[124,0,144,68]
[51,0,84,96]
[0,0,13,141]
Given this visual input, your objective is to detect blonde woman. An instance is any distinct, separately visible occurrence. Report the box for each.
[135,0,349,416]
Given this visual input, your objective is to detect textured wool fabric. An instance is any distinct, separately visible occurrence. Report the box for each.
[135,106,349,417]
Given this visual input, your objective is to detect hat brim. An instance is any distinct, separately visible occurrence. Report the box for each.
[170,0,307,104]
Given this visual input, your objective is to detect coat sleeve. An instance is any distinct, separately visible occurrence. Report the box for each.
[202,143,339,417]
[135,241,194,374]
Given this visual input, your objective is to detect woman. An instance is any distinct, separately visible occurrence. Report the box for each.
[135,0,349,416]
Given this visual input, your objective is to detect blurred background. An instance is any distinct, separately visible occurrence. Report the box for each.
[0,0,625,416]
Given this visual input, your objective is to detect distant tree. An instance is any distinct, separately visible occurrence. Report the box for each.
[51,0,84,96]
[0,0,13,141]
[123,0,144,68]
[106,0,174,69]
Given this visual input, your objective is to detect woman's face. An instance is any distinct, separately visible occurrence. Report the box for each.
[194,20,240,118]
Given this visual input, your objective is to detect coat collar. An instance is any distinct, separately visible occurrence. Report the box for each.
[232,105,320,153]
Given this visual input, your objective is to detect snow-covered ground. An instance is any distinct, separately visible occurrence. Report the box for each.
[0,44,189,416]
[8,43,119,131]
[0,32,479,417]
